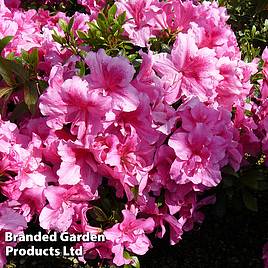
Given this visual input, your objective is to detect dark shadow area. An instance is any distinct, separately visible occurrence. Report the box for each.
[140,196,268,268]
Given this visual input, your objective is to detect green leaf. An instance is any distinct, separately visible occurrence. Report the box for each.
[117,11,126,25]
[67,17,75,33]
[123,251,131,259]
[131,186,139,199]
[75,61,85,76]
[9,102,28,123]
[130,256,140,268]
[123,252,140,268]
[112,23,121,35]
[76,30,88,40]
[38,80,48,93]
[0,57,16,86]
[29,48,39,69]
[127,54,138,62]
[88,206,108,222]
[52,30,64,44]
[251,25,257,35]
[0,36,13,54]
[0,87,12,98]
[58,19,68,33]
[7,60,29,83]
[242,189,258,212]
[21,49,29,62]
[240,174,259,190]
[24,81,38,114]
[98,12,106,22]
[0,56,29,83]
[87,22,101,31]
[108,4,117,23]
[97,13,107,31]
[6,52,15,60]
[240,169,264,190]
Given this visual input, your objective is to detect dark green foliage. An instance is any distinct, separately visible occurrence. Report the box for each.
[21,0,87,16]
[0,37,46,119]
[76,5,135,57]
[218,0,268,61]
[52,4,139,61]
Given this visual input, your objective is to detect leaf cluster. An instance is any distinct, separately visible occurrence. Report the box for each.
[52,4,136,59]
[21,0,87,16]
[52,17,86,60]
[217,0,268,61]
[0,37,46,119]
[77,4,134,57]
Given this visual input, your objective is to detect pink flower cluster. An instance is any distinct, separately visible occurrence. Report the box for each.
[0,0,267,267]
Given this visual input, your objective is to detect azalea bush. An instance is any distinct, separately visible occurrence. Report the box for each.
[0,0,268,267]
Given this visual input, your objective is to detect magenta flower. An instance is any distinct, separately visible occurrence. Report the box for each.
[116,0,156,47]
[262,47,268,99]
[168,98,242,187]
[40,67,111,139]
[215,57,258,109]
[153,32,221,104]
[85,49,140,112]
[57,140,101,193]
[39,185,96,232]
[104,209,154,266]
[0,203,27,268]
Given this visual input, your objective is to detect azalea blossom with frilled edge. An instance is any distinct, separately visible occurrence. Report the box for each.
[0,0,265,267]
[85,49,140,112]
[104,208,154,266]
[0,203,27,268]
[168,98,242,187]
[153,32,222,104]
[39,67,111,139]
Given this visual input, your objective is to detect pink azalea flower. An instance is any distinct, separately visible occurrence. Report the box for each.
[116,0,157,47]
[77,0,106,19]
[0,7,43,56]
[104,209,154,266]
[3,0,20,9]
[262,47,268,99]
[17,187,46,216]
[149,145,176,195]
[105,94,160,144]
[216,57,258,109]
[0,203,27,268]
[234,105,260,157]
[0,203,27,230]
[0,0,261,265]
[147,0,196,34]
[85,49,140,112]
[39,67,111,139]
[78,241,113,263]
[39,185,96,232]
[154,213,184,245]
[168,98,242,187]
[131,51,161,104]
[153,32,221,104]
[190,2,240,59]
[89,129,154,201]
[57,140,101,193]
